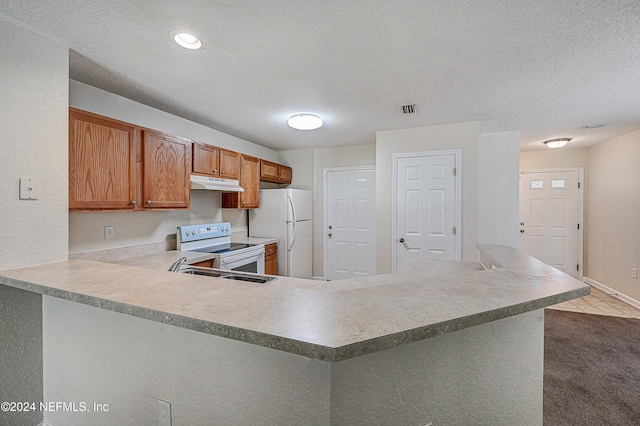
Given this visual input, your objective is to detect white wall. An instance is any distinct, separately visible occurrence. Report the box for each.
[69,81,280,254]
[478,131,521,247]
[42,295,543,426]
[0,20,69,269]
[43,296,331,426]
[279,148,314,191]
[376,122,480,273]
[586,129,640,301]
[0,19,69,426]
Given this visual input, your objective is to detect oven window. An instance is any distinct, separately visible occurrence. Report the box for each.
[232,261,258,274]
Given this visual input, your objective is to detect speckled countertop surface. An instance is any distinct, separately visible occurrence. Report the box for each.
[0,245,588,362]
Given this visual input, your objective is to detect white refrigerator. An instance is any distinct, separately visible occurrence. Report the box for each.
[249,189,312,278]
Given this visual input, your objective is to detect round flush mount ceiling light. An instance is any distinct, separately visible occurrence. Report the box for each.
[171,31,203,50]
[543,138,571,149]
[287,114,323,130]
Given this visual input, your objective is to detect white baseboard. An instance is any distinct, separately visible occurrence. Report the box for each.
[311,275,326,281]
[583,276,640,310]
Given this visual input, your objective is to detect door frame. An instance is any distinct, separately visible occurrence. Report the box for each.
[519,168,584,279]
[323,165,376,280]
[392,149,462,272]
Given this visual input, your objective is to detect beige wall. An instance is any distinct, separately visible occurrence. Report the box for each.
[69,80,280,254]
[376,122,480,273]
[0,20,69,269]
[586,129,640,300]
[520,148,589,170]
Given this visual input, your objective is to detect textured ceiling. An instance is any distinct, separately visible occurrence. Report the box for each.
[2,0,640,151]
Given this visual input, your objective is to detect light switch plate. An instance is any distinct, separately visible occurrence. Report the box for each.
[19,177,40,200]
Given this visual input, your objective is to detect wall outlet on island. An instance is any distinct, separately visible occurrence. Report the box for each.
[633,268,638,279]
[158,399,171,426]
[104,226,114,239]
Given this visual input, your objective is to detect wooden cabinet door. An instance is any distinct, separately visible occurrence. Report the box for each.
[142,130,192,209]
[239,155,260,208]
[221,154,260,208]
[278,165,292,184]
[192,142,219,177]
[69,109,138,210]
[219,149,240,179]
[265,255,278,275]
[260,160,280,182]
[265,243,278,275]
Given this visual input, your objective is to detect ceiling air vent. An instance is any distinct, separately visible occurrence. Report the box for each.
[400,104,418,114]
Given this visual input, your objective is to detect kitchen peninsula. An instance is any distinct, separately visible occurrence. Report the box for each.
[0,245,588,426]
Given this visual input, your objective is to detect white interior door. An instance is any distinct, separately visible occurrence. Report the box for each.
[519,170,581,277]
[394,152,459,271]
[324,168,376,280]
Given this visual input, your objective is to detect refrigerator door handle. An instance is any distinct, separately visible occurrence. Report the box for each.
[287,195,297,251]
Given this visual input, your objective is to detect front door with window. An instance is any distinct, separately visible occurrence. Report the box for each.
[519,170,582,277]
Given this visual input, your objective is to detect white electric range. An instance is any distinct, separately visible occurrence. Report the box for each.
[177,222,265,274]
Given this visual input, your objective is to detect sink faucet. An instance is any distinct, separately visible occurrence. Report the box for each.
[167,257,188,272]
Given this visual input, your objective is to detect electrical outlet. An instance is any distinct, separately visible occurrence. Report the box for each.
[633,268,638,279]
[235,217,240,226]
[158,399,171,426]
[104,226,114,239]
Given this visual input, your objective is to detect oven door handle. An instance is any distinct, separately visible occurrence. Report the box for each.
[219,249,264,265]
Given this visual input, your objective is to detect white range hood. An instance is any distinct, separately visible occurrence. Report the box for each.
[190,175,244,192]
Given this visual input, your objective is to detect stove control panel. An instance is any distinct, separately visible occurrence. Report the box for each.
[177,222,232,243]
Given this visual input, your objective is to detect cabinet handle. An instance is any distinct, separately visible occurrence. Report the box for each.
[147,200,152,205]
[213,169,217,173]
[221,171,225,175]
[131,200,137,206]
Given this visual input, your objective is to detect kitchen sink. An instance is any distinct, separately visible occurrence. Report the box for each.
[177,266,276,284]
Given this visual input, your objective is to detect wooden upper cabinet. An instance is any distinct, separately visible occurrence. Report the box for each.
[222,154,260,209]
[260,160,280,182]
[69,109,138,211]
[192,142,219,177]
[192,143,240,180]
[278,165,292,184]
[259,160,293,184]
[219,149,240,179]
[142,130,192,209]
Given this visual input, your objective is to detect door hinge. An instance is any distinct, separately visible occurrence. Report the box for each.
[578,182,581,189]
[453,168,457,176]
[577,223,580,230]
[577,264,580,271]
[452,226,457,235]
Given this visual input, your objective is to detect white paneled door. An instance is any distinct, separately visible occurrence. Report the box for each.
[394,152,460,271]
[324,168,376,280]
[519,170,582,277]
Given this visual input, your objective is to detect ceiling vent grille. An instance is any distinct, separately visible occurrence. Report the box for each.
[400,104,418,114]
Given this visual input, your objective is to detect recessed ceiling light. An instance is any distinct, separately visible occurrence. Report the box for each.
[543,138,571,148]
[171,31,202,50]
[288,114,323,130]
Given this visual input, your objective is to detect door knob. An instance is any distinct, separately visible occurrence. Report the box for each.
[328,225,332,229]
[520,222,525,226]
[399,238,405,243]
[328,233,332,238]
[520,230,525,233]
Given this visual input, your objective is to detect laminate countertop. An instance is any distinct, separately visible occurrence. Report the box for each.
[0,245,588,362]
